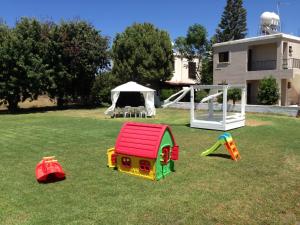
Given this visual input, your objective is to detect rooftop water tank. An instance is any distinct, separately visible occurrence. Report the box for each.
[260,12,280,35]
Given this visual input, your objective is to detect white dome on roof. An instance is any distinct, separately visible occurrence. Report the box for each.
[260,12,280,26]
[260,11,280,35]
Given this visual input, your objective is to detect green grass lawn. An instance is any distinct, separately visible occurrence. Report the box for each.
[0,108,299,225]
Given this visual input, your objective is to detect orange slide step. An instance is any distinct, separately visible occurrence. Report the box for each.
[225,141,240,161]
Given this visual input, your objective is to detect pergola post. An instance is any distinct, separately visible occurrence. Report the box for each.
[241,87,246,117]
[190,85,195,122]
[222,86,228,127]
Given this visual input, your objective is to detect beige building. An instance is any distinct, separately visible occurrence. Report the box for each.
[213,33,300,105]
[166,54,199,85]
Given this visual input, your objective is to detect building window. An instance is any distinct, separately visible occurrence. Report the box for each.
[219,51,229,63]
[139,160,151,172]
[188,62,197,79]
[121,157,131,168]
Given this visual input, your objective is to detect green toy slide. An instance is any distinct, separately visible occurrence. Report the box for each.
[201,140,223,156]
[201,133,231,157]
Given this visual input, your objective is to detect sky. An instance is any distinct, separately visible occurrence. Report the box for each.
[1,0,300,43]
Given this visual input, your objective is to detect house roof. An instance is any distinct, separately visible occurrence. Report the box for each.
[111,81,155,92]
[115,122,175,159]
[213,33,300,48]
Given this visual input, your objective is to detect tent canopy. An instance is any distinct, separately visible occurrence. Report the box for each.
[105,81,156,116]
[112,81,155,92]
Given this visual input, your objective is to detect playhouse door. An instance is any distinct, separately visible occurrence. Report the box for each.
[160,145,173,177]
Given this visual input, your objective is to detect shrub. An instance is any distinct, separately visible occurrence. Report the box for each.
[257,76,280,105]
[216,88,241,104]
[160,89,179,101]
[228,88,241,104]
[160,88,208,103]
[195,90,209,102]
[90,72,119,105]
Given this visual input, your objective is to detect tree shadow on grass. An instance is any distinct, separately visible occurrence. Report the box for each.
[207,153,231,159]
[0,104,99,115]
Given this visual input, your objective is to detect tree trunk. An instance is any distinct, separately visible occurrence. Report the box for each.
[57,98,65,108]
[7,97,19,112]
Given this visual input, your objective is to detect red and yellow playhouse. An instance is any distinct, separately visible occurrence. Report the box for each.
[107,122,179,181]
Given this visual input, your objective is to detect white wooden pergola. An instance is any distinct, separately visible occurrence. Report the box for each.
[190,85,246,131]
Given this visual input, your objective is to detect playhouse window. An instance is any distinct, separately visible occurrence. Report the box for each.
[111,153,117,164]
[161,146,170,165]
[139,160,151,172]
[121,157,131,168]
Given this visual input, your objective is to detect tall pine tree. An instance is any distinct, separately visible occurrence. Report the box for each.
[215,0,247,43]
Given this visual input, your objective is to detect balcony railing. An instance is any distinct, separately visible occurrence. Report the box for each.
[249,60,277,71]
[282,58,300,69]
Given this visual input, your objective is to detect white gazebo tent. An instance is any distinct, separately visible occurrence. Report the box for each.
[104,81,156,116]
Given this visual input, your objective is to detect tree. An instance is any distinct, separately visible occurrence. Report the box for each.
[186,24,207,59]
[174,24,208,82]
[0,23,16,111]
[91,72,119,105]
[228,88,241,104]
[112,23,174,87]
[45,20,110,106]
[200,39,213,85]
[0,18,49,112]
[14,18,51,98]
[174,37,188,57]
[257,76,280,105]
[215,0,247,43]
[200,58,213,85]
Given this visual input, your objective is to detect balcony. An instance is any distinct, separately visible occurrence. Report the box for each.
[248,60,276,71]
[282,58,300,69]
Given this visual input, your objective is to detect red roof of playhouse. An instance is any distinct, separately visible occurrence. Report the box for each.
[115,122,176,159]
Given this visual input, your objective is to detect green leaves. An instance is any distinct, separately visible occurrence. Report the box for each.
[228,88,241,104]
[174,24,208,83]
[257,76,280,105]
[186,24,207,56]
[174,36,187,57]
[112,23,174,86]
[215,0,247,43]
[174,24,207,59]
[0,18,110,111]
[200,57,213,85]
[45,20,110,105]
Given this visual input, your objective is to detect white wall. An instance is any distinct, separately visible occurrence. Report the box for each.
[168,55,199,84]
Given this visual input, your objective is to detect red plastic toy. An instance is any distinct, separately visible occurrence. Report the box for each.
[35,156,65,183]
